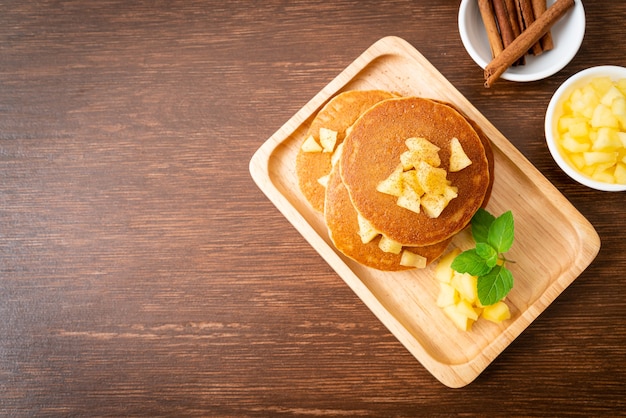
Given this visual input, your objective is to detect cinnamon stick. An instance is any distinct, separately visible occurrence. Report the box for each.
[517,0,543,55]
[478,0,504,58]
[503,0,525,65]
[484,0,575,88]
[531,0,554,51]
[492,0,516,48]
[504,0,523,39]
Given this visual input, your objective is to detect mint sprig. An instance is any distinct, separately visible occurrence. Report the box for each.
[451,208,515,306]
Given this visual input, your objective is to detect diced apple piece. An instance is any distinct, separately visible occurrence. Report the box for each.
[449,137,472,172]
[401,170,424,195]
[580,164,595,177]
[617,78,626,96]
[378,235,402,254]
[568,120,589,138]
[331,142,344,166]
[434,248,461,283]
[614,162,626,184]
[593,127,622,151]
[396,186,421,214]
[443,184,458,200]
[400,250,427,269]
[580,88,600,118]
[443,305,473,331]
[399,150,415,171]
[357,213,379,244]
[592,161,617,175]
[583,151,618,166]
[451,272,478,304]
[436,282,458,307]
[400,149,441,170]
[600,85,625,106]
[591,168,615,184]
[420,193,447,219]
[317,175,329,188]
[376,164,404,197]
[482,301,511,323]
[421,185,457,219]
[301,135,322,152]
[455,299,480,321]
[568,153,586,170]
[405,137,441,167]
[591,76,613,97]
[568,88,584,114]
[561,133,590,153]
[617,131,626,148]
[416,161,448,194]
[591,104,619,129]
[319,127,338,153]
[558,115,576,133]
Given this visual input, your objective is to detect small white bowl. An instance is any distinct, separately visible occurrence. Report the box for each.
[458,0,586,82]
[545,66,626,192]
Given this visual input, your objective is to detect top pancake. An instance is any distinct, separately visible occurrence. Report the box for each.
[296,90,397,212]
[340,97,490,246]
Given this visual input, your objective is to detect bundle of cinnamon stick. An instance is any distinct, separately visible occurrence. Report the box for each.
[478,0,576,87]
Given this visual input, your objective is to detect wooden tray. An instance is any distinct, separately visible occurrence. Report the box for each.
[249,36,600,388]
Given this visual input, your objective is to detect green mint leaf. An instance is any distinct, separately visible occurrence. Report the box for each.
[487,210,514,253]
[450,249,492,277]
[471,208,496,244]
[475,242,498,268]
[477,265,514,306]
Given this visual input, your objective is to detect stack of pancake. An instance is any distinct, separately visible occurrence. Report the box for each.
[296,90,494,271]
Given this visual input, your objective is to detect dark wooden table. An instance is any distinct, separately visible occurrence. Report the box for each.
[1,1,625,416]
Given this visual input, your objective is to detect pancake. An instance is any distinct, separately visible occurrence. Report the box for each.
[340,97,490,247]
[296,90,397,212]
[324,162,451,271]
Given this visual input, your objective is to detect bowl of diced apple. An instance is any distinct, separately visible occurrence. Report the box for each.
[545,66,626,191]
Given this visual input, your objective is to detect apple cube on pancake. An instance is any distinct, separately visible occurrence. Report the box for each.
[357,213,379,244]
[416,161,449,194]
[396,184,421,214]
[317,174,329,188]
[449,137,473,172]
[331,142,344,166]
[378,235,402,254]
[301,135,323,152]
[400,250,427,269]
[421,185,458,218]
[402,137,441,169]
[401,170,424,195]
[376,164,404,197]
[319,127,338,153]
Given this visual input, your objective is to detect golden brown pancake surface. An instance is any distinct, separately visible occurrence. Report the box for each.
[324,163,450,271]
[340,97,490,246]
[296,90,397,212]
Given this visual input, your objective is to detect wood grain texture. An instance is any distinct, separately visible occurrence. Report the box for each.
[1,0,625,415]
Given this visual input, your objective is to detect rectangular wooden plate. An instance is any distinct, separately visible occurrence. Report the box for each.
[249,36,600,388]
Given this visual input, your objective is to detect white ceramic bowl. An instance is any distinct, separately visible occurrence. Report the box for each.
[458,0,586,82]
[545,66,626,192]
